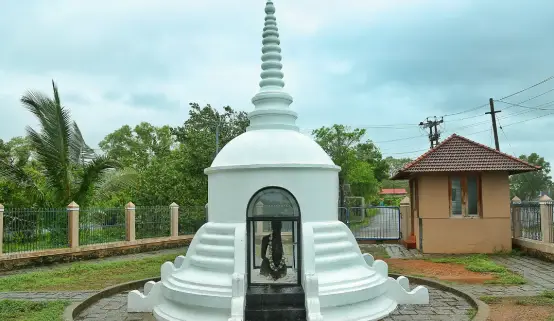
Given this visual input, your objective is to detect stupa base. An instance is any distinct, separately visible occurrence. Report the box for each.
[127,221,429,321]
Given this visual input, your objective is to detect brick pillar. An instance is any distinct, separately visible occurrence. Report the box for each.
[400,196,411,241]
[511,196,522,238]
[0,203,4,255]
[126,202,136,242]
[67,201,79,248]
[170,202,179,237]
[539,195,552,243]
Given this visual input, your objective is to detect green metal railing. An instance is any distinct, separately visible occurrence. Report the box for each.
[135,206,171,239]
[178,206,205,235]
[3,208,68,253]
[79,207,126,245]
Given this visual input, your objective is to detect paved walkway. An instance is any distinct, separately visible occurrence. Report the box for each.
[74,285,473,321]
[2,244,554,320]
[384,244,424,259]
[353,207,401,240]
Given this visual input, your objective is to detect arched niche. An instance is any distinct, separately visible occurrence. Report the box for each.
[246,187,300,218]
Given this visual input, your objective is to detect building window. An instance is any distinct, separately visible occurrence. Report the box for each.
[449,175,481,217]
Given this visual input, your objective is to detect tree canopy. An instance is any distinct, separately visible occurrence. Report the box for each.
[312,124,389,206]
[0,81,123,207]
[510,152,552,200]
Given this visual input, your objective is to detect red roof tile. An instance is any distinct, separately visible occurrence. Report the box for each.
[391,134,540,180]
[380,188,407,195]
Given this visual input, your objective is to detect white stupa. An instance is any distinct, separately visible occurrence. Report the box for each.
[128,1,428,320]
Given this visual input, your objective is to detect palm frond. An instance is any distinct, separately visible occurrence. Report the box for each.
[21,81,74,203]
[92,167,139,200]
[69,121,95,164]
[71,155,121,205]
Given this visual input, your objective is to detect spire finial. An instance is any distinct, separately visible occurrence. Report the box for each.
[248,0,298,131]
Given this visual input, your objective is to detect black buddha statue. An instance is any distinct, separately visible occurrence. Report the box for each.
[260,221,287,280]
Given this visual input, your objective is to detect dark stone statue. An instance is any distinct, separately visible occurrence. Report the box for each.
[260,221,287,280]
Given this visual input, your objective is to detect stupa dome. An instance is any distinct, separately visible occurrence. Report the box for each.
[209,129,337,170]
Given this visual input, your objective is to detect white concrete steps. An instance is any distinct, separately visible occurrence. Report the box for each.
[320,294,398,321]
[160,223,238,311]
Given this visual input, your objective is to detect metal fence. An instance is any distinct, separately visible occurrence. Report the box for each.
[135,206,171,239]
[2,208,68,253]
[512,202,542,241]
[79,207,126,246]
[338,206,401,240]
[178,206,206,235]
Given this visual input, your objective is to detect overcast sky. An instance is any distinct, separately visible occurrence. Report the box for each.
[1,0,553,164]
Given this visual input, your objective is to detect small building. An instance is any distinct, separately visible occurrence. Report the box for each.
[392,134,539,254]
[380,188,407,197]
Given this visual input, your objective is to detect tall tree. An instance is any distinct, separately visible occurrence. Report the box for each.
[381,157,412,191]
[99,122,174,170]
[0,137,43,207]
[0,81,121,207]
[170,103,249,204]
[510,152,552,200]
[313,125,388,206]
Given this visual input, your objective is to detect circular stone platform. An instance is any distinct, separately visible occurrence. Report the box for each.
[74,284,474,321]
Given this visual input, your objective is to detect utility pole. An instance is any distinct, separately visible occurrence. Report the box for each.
[419,116,443,148]
[485,98,501,151]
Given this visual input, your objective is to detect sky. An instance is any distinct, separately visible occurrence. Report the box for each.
[1,0,554,164]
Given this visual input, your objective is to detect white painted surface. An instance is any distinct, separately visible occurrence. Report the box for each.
[127,1,428,320]
[210,129,336,169]
[207,168,339,223]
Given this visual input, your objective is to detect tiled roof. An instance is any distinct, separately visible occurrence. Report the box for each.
[380,188,407,195]
[391,134,540,180]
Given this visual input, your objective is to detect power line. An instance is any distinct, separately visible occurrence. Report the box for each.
[384,148,429,155]
[497,75,554,101]
[494,100,554,111]
[441,76,554,118]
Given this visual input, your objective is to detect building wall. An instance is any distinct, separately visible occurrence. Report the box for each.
[416,172,512,254]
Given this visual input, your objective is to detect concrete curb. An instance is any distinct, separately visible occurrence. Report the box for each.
[64,275,489,321]
[63,277,160,321]
[389,273,490,321]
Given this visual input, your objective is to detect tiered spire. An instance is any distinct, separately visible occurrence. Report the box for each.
[247,0,299,131]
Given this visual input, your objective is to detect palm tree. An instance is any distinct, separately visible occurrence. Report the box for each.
[0,80,124,207]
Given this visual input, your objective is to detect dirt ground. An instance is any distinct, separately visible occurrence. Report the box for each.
[488,304,554,321]
[385,258,495,283]
[486,297,554,321]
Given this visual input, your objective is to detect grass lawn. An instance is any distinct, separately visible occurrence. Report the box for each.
[0,252,182,292]
[0,300,69,321]
[480,291,554,321]
[428,254,526,285]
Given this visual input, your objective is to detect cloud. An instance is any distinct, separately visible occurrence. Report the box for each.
[0,0,553,166]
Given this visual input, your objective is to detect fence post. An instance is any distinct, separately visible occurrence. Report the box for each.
[511,196,522,238]
[126,202,136,242]
[170,202,179,237]
[67,201,79,248]
[205,203,209,222]
[399,196,410,241]
[539,195,552,243]
[0,203,3,255]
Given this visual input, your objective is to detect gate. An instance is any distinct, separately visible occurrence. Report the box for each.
[339,206,401,241]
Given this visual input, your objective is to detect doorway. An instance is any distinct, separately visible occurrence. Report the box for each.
[246,187,302,286]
